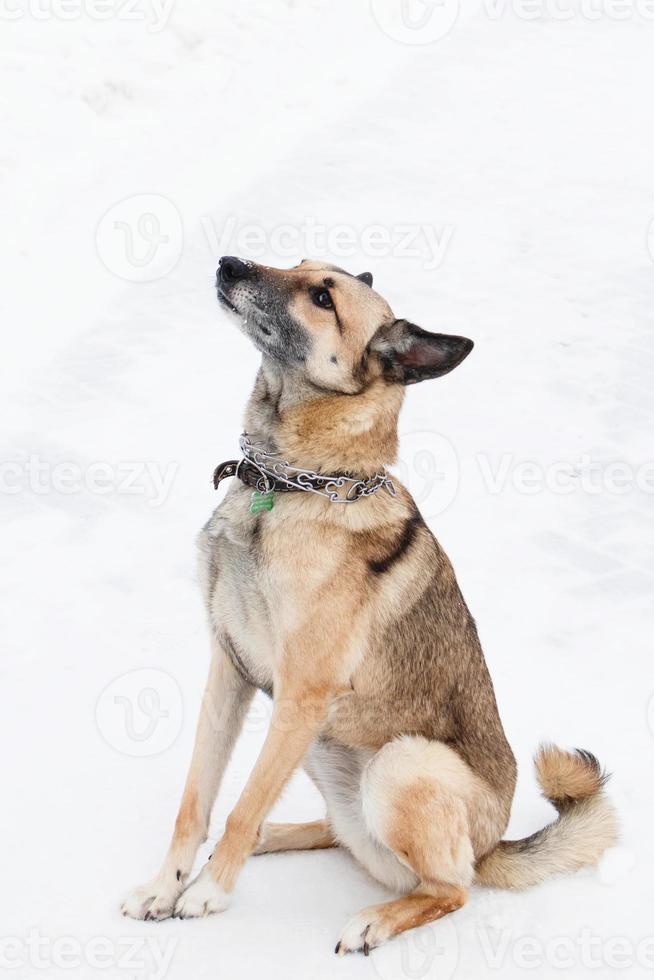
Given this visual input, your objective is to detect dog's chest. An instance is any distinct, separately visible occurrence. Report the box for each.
[197,490,285,694]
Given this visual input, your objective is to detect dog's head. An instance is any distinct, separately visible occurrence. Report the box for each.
[216,256,473,394]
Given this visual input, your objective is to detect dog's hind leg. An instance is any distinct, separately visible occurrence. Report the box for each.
[254,819,337,854]
[336,885,467,956]
[335,736,483,955]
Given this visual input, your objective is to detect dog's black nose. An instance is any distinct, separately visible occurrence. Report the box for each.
[218,256,250,284]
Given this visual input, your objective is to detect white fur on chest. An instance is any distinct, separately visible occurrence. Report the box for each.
[198,489,279,689]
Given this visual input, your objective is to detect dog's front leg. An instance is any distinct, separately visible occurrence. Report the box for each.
[174,675,335,918]
[121,635,255,920]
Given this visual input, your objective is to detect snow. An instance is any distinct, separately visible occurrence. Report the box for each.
[2,1,653,977]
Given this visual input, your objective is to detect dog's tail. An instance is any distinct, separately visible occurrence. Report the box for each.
[474,745,618,889]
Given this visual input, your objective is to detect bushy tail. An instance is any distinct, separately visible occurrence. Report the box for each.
[475,745,618,890]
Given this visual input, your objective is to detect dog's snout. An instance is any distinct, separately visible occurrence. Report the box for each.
[218,256,250,285]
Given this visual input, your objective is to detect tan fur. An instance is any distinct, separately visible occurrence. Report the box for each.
[363,739,475,889]
[535,743,608,802]
[336,885,467,956]
[475,747,618,890]
[280,379,404,475]
[122,258,617,951]
[120,637,254,920]
[173,789,199,841]
[254,820,336,854]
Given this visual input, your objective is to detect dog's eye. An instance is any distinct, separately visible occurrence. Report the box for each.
[310,288,333,310]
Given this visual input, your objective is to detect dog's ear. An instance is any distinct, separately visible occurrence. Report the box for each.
[371,319,473,385]
[356,271,373,287]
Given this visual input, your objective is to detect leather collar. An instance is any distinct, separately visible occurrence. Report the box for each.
[212,458,298,494]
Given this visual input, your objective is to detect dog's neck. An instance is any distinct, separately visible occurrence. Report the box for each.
[243,360,404,477]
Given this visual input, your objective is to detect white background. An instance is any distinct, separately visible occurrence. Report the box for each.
[2,1,653,978]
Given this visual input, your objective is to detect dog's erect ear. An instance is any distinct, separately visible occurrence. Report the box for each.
[356,271,373,287]
[371,319,474,385]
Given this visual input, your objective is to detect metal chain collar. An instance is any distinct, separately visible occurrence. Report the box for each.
[239,433,396,504]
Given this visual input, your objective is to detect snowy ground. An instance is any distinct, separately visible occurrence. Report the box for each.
[2,1,654,977]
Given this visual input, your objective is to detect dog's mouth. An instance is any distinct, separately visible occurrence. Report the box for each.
[215,281,275,341]
[214,258,305,359]
[215,280,239,314]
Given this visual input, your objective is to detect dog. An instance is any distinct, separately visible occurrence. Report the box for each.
[122,257,617,954]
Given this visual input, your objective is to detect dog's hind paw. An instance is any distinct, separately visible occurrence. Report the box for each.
[335,909,393,955]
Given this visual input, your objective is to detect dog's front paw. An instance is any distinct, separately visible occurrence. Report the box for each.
[174,865,230,919]
[121,873,184,921]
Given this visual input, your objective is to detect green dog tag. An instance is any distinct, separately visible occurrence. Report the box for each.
[250,490,275,514]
